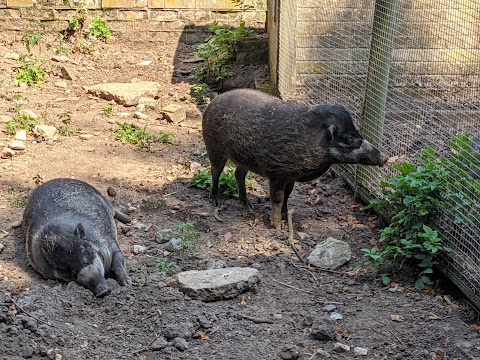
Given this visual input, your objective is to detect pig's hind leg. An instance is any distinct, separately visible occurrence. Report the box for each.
[111,251,132,286]
[235,166,253,210]
[210,156,227,206]
[269,179,286,230]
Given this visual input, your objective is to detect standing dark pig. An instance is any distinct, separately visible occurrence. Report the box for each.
[202,89,389,229]
[23,178,131,297]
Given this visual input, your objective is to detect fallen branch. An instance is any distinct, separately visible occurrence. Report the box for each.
[2,293,73,334]
[237,314,274,324]
[271,278,314,295]
[287,209,306,264]
[213,208,223,222]
[289,259,317,281]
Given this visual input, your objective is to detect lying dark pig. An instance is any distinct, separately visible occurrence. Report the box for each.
[23,178,132,297]
[202,89,389,229]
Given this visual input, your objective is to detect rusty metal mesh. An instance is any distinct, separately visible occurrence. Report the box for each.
[277,0,480,306]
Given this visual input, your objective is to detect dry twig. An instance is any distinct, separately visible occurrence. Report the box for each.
[213,208,223,222]
[287,209,306,264]
[237,314,274,324]
[271,278,314,295]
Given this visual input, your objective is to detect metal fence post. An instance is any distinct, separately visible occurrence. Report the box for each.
[356,0,399,192]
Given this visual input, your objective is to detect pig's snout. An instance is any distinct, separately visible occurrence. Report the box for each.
[94,284,112,298]
[379,153,389,166]
[77,259,111,297]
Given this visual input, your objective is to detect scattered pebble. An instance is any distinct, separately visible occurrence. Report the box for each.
[134,112,149,120]
[133,245,147,255]
[150,337,169,350]
[51,55,69,62]
[0,243,4,254]
[55,354,63,360]
[353,347,368,356]
[388,283,399,293]
[79,134,94,140]
[55,81,68,88]
[155,229,172,244]
[172,337,189,351]
[15,130,27,141]
[206,259,227,270]
[333,342,350,353]
[0,115,13,123]
[5,52,19,60]
[297,232,310,240]
[330,312,343,320]
[9,221,22,229]
[1,147,15,159]
[310,316,336,340]
[9,140,26,151]
[322,304,337,312]
[136,103,146,112]
[314,349,330,358]
[46,139,55,145]
[164,238,182,252]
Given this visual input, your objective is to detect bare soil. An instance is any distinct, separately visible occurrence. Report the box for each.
[0,28,479,360]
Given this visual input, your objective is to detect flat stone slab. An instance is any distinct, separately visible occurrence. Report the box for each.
[84,81,161,106]
[307,237,352,270]
[175,267,260,302]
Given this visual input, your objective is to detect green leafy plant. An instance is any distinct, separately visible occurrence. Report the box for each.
[102,105,114,116]
[47,33,69,55]
[58,111,75,136]
[360,134,480,289]
[193,22,255,85]
[156,223,201,261]
[23,23,46,54]
[190,83,209,105]
[86,17,112,41]
[155,259,179,273]
[4,113,39,135]
[16,55,45,85]
[114,123,174,151]
[191,163,251,198]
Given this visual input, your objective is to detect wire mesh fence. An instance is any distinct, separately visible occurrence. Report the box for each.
[277,0,480,306]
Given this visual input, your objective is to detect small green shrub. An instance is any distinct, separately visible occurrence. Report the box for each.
[190,83,209,105]
[16,56,45,85]
[58,111,75,136]
[155,259,178,272]
[193,22,255,85]
[4,113,39,135]
[114,123,174,151]
[156,223,201,261]
[102,105,114,116]
[23,23,46,53]
[86,17,112,41]
[360,134,480,289]
[191,164,251,198]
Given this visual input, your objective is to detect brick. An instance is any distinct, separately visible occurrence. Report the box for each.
[102,0,147,8]
[149,0,164,7]
[149,9,178,20]
[7,0,33,7]
[164,0,194,8]
[196,0,225,9]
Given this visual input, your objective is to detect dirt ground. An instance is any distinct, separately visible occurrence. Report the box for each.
[1,27,480,360]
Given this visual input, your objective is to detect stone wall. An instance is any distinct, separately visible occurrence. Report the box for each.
[0,0,267,39]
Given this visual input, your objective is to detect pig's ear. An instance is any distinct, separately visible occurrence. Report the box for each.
[74,223,86,239]
[326,124,337,140]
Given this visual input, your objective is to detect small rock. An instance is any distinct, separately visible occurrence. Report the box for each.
[9,140,26,151]
[46,139,55,145]
[134,112,149,120]
[138,96,157,109]
[151,337,169,350]
[0,244,4,254]
[161,104,186,123]
[164,322,194,340]
[330,312,343,320]
[133,245,147,255]
[353,347,368,356]
[59,66,77,81]
[55,354,63,360]
[34,125,58,140]
[175,267,260,302]
[136,103,146,112]
[79,134,94,140]
[117,112,130,117]
[322,304,337,312]
[278,349,300,360]
[155,229,173,244]
[10,220,21,228]
[297,232,310,240]
[5,52,19,60]
[131,221,146,230]
[18,109,38,119]
[15,130,27,141]
[314,349,330,358]
[55,81,68,88]
[310,316,336,341]
[206,259,227,270]
[164,238,183,252]
[0,115,13,123]
[189,161,202,172]
[307,237,352,270]
[1,147,15,159]
[172,337,189,351]
[51,55,69,62]
[333,342,350,353]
